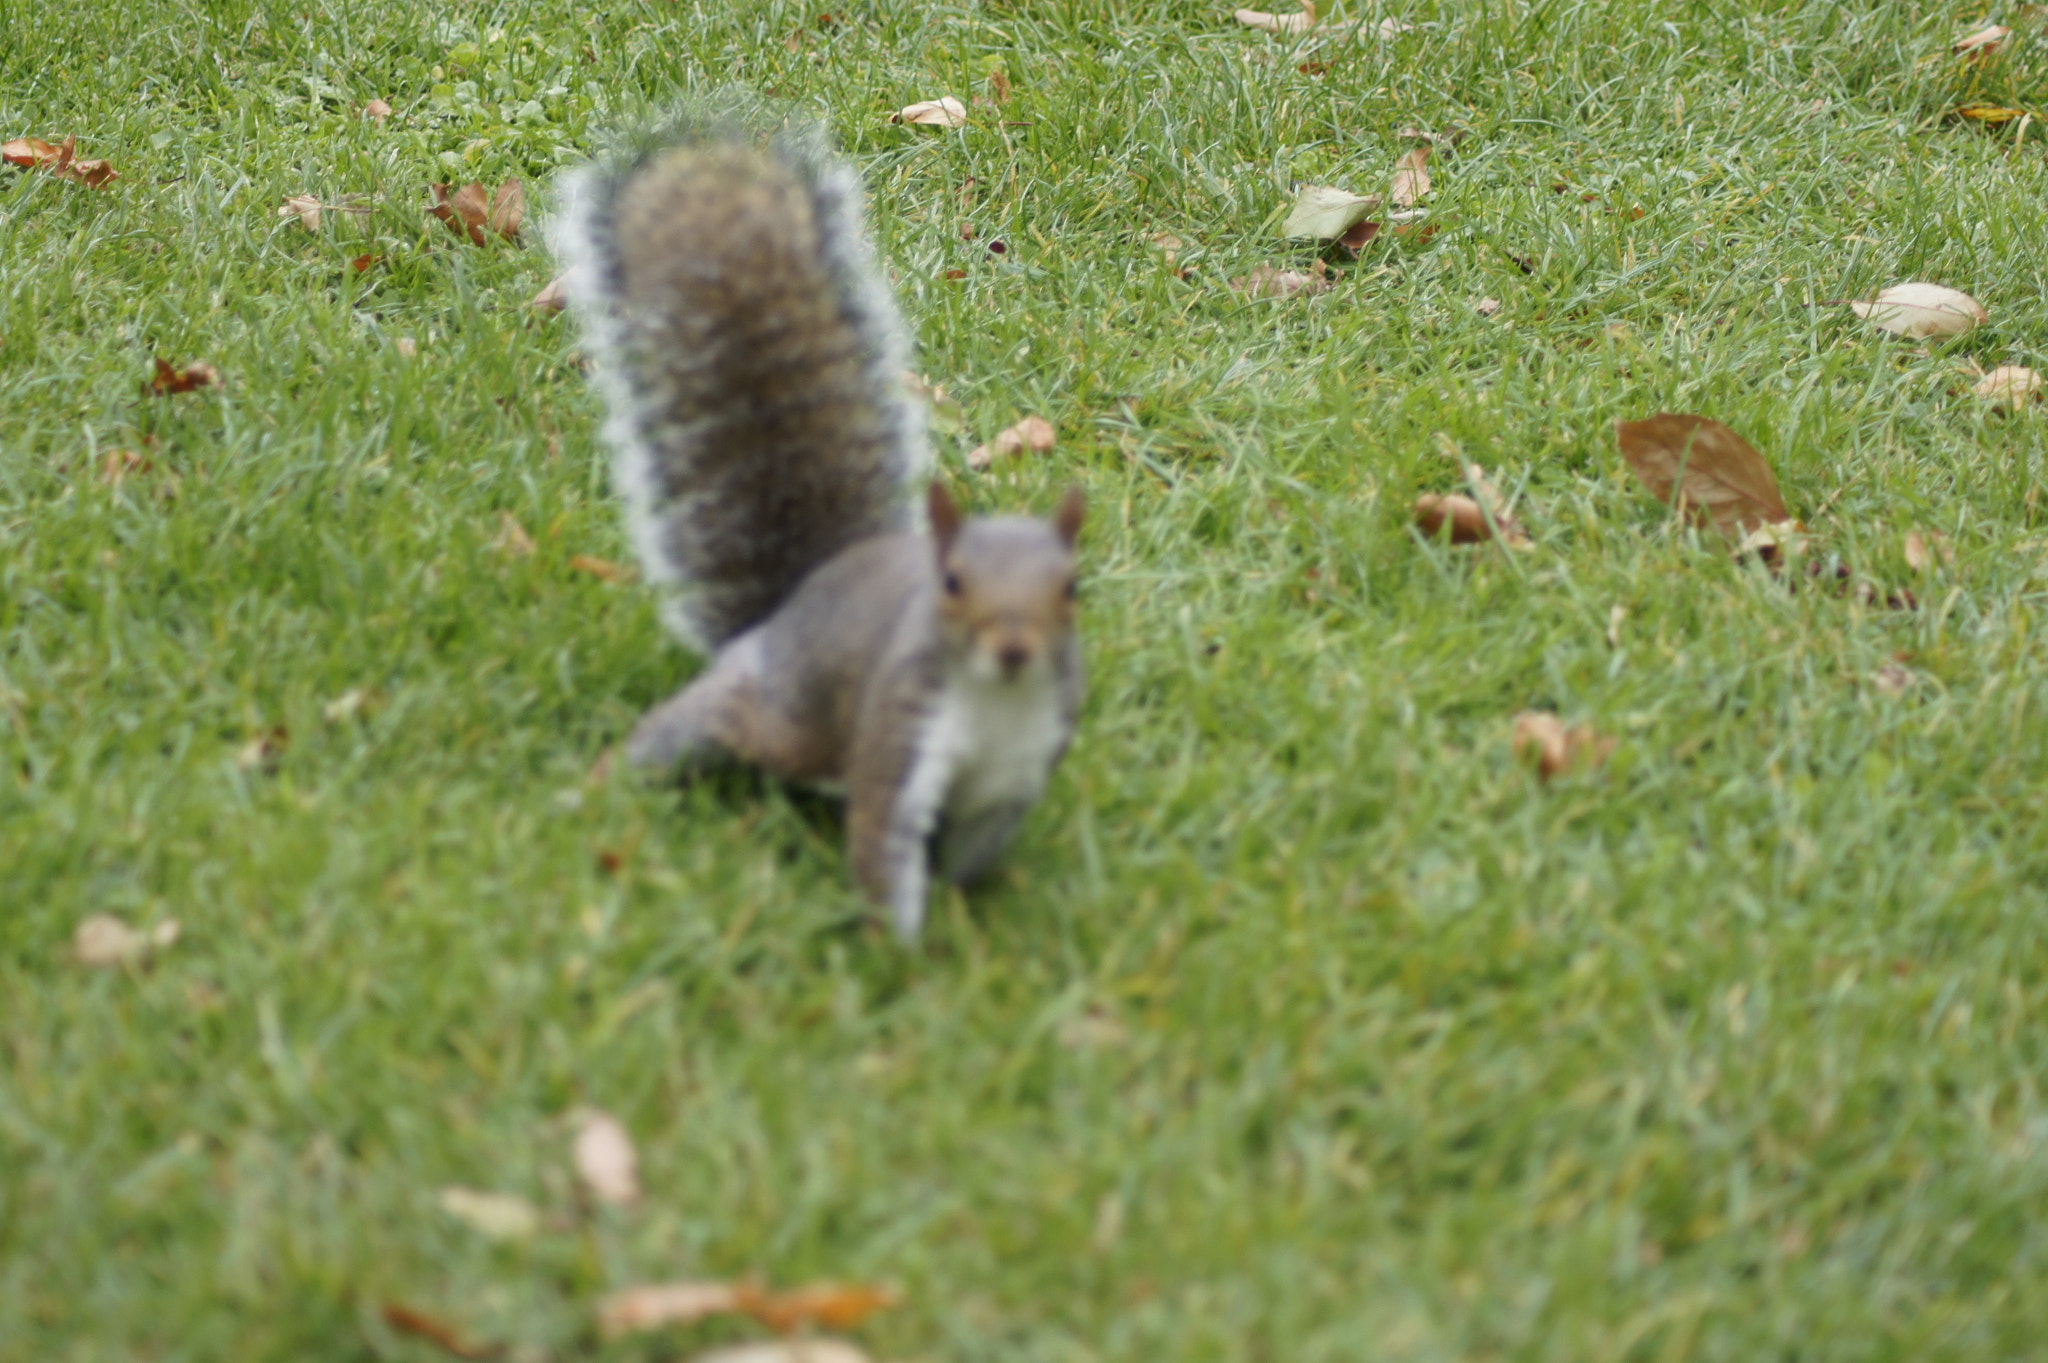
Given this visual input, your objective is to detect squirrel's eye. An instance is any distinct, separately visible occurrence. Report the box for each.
[944,571,962,596]
[1063,578,1079,601]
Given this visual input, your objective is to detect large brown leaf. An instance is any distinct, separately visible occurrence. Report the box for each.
[1615,413,1789,538]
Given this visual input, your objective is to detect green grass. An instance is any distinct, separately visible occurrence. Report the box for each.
[7,0,2048,1358]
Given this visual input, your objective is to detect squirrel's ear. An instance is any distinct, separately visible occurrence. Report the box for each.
[1052,486,1085,548]
[927,481,964,552]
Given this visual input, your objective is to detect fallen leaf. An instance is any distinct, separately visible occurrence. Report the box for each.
[279,193,323,231]
[363,98,394,120]
[322,689,368,723]
[1511,712,1615,779]
[1279,184,1381,239]
[1399,122,1470,149]
[351,253,382,273]
[529,272,571,312]
[735,1282,901,1334]
[1732,518,1809,563]
[3,134,118,187]
[437,1186,540,1240]
[1057,1008,1131,1050]
[570,554,629,581]
[1229,260,1330,300]
[1372,17,1416,38]
[967,414,1056,471]
[599,1282,742,1338]
[687,1343,872,1363]
[395,337,418,358]
[381,1304,502,1360]
[891,97,968,128]
[1953,102,2031,124]
[1953,23,2010,56]
[572,1108,640,1207]
[1475,296,1501,317]
[1872,661,1918,697]
[1615,413,1790,539]
[1903,530,1953,571]
[1844,283,1986,338]
[1973,364,2042,405]
[75,914,179,967]
[99,449,153,485]
[1234,3,1317,36]
[1607,603,1626,648]
[1390,146,1432,208]
[1335,218,1381,255]
[987,69,1012,104]
[150,358,217,394]
[902,371,966,434]
[234,727,289,772]
[493,511,536,556]
[429,180,523,245]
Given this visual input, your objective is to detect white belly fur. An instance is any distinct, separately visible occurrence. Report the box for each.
[931,674,1067,818]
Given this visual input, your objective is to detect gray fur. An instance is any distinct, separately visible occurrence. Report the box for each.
[549,114,928,650]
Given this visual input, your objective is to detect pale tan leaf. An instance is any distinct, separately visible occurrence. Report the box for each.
[571,1108,640,1207]
[1474,296,1501,316]
[1973,364,2042,405]
[363,98,393,120]
[1512,712,1615,779]
[487,179,524,238]
[529,273,570,312]
[1614,413,1790,539]
[437,1186,539,1240]
[686,1343,872,1363]
[1872,661,1918,696]
[75,914,178,967]
[967,414,1057,471]
[279,193,323,231]
[1846,283,1987,338]
[1732,518,1808,561]
[321,688,367,724]
[891,97,968,128]
[1228,260,1330,300]
[1903,530,1953,571]
[493,511,536,556]
[1234,3,1317,36]
[1953,23,2011,56]
[1280,184,1380,239]
[599,1282,741,1338]
[1390,146,1432,209]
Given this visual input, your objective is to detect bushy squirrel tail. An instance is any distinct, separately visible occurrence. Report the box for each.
[550,113,928,650]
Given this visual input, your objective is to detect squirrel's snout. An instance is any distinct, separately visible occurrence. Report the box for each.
[996,641,1033,676]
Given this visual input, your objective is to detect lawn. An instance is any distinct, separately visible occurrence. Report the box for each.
[6,0,2048,1358]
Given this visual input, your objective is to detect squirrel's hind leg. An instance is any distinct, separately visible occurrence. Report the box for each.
[624,633,787,777]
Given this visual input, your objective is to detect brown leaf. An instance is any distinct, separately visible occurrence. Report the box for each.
[1335,218,1380,256]
[529,272,570,312]
[967,414,1057,471]
[5,134,117,187]
[1413,494,1489,544]
[987,68,1012,104]
[1229,260,1330,300]
[381,1304,502,1360]
[570,554,628,581]
[151,358,218,395]
[363,98,393,120]
[100,449,154,485]
[571,1108,640,1207]
[1390,145,1432,208]
[430,181,521,245]
[1614,413,1790,539]
[735,1282,901,1335]
[351,252,382,273]
[1511,712,1615,780]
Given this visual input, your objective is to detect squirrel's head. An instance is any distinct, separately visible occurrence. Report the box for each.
[928,482,1084,683]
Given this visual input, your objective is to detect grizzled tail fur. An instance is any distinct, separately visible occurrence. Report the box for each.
[549,112,928,650]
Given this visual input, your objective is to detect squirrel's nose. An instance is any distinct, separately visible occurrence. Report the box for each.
[997,642,1032,675]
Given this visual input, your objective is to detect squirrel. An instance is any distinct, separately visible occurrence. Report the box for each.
[550,114,1086,940]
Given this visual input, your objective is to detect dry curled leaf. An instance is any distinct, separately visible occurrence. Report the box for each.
[75,914,179,967]
[381,1304,502,1361]
[279,193,323,230]
[151,358,217,394]
[570,554,629,581]
[1844,283,1987,339]
[437,1187,539,1240]
[429,180,523,245]
[1474,296,1501,316]
[1615,413,1790,539]
[1413,494,1490,543]
[1973,364,2042,405]
[735,1282,901,1335]
[891,97,968,128]
[1233,2,1317,36]
[572,1108,640,1207]
[1230,259,1330,300]
[1512,712,1615,779]
[1953,23,2010,57]
[363,98,394,120]
[3,134,118,187]
[1390,145,1432,208]
[599,1282,740,1338]
[967,414,1056,471]
[1903,530,1954,571]
[1279,184,1381,239]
